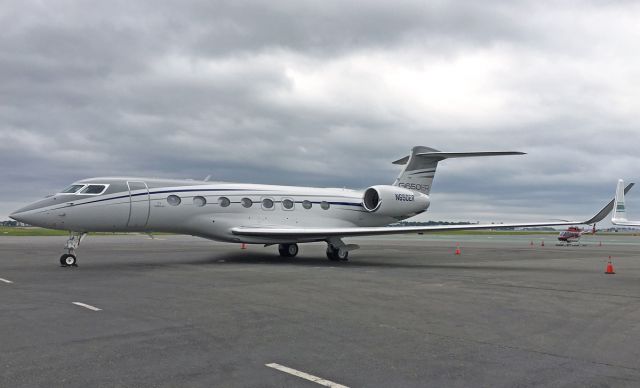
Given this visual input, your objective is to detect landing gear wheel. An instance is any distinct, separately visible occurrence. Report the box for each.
[60,253,77,267]
[326,246,348,261]
[278,243,299,258]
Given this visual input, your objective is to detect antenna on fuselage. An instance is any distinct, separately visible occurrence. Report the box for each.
[204,175,212,182]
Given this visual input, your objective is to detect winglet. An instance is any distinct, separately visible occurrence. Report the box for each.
[584,182,634,224]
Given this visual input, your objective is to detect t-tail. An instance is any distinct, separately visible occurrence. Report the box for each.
[391,146,525,194]
[613,178,628,223]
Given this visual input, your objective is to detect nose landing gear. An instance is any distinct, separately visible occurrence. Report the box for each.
[60,253,77,267]
[60,232,86,267]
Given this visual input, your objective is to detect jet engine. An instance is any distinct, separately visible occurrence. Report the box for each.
[362,185,430,217]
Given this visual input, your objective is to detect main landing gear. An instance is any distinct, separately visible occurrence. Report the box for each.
[275,239,358,261]
[60,232,86,267]
[278,243,299,258]
[326,245,348,261]
[325,237,358,261]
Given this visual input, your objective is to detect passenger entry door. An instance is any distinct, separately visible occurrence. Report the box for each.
[127,181,150,229]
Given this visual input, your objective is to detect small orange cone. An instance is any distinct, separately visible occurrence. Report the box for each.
[605,256,615,274]
[530,240,534,247]
[541,240,545,247]
[241,243,247,250]
[454,243,461,255]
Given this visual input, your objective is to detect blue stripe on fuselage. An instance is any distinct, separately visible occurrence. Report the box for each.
[41,188,364,211]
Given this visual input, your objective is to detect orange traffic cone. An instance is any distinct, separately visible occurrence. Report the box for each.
[605,256,615,274]
[530,240,534,247]
[454,243,461,255]
[541,240,545,247]
[241,243,247,250]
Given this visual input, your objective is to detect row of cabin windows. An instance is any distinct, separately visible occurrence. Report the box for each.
[166,195,330,210]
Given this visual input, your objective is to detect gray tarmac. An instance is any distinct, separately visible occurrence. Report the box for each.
[2,234,640,387]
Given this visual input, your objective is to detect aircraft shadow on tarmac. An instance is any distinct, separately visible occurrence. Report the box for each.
[133,251,590,273]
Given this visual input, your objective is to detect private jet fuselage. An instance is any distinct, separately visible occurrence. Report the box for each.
[10,178,429,244]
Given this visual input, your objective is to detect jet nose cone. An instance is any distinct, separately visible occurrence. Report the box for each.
[9,207,41,226]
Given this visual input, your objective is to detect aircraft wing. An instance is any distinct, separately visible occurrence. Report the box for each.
[232,183,634,239]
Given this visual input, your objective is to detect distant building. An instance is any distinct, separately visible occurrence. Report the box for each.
[1,220,29,227]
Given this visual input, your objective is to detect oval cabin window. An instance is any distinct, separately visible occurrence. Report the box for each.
[167,195,181,206]
[282,199,294,209]
[193,196,206,207]
[218,197,230,207]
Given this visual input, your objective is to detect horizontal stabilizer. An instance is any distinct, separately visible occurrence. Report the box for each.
[415,151,525,159]
[392,155,410,165]
[392,150,525,165]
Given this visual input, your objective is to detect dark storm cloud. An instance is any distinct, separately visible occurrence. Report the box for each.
[1,0,639,222]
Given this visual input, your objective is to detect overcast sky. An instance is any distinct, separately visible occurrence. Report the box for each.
[1,0,640,224]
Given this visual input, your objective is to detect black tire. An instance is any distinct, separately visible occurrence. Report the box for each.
[60,253,77,267]
[278,243,299,258]
[327,245,349,261]
[326,246,348,261]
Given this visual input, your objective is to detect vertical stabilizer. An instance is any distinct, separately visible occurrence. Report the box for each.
[392,146,441,195]
[613,179,628,223]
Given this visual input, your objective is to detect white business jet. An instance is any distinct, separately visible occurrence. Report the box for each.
[10,146,628,267]
[612,179,640,226]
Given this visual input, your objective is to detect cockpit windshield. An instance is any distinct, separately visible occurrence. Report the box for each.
[79,184,107,195]
[60,184,85,194]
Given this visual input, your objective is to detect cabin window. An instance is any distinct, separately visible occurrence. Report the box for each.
[80,184,107,195]
[167,195,181,206]
[262,198,274,209]
[241,198,253,208]
[302,200,312,209]
[193,196,206,207]
[320,201,330,210]
[218,197,230,207]
[60,184,85,194]
[282,198,294,210]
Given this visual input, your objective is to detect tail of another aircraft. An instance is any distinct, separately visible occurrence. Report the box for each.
[391,146,525,195]
[613,179,628,223]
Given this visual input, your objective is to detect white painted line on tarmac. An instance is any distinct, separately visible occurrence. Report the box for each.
[72,302,102,311]
[0,277,13,284]
[265,363,349,388]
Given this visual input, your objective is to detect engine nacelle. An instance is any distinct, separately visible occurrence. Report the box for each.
[362,185,430,217]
